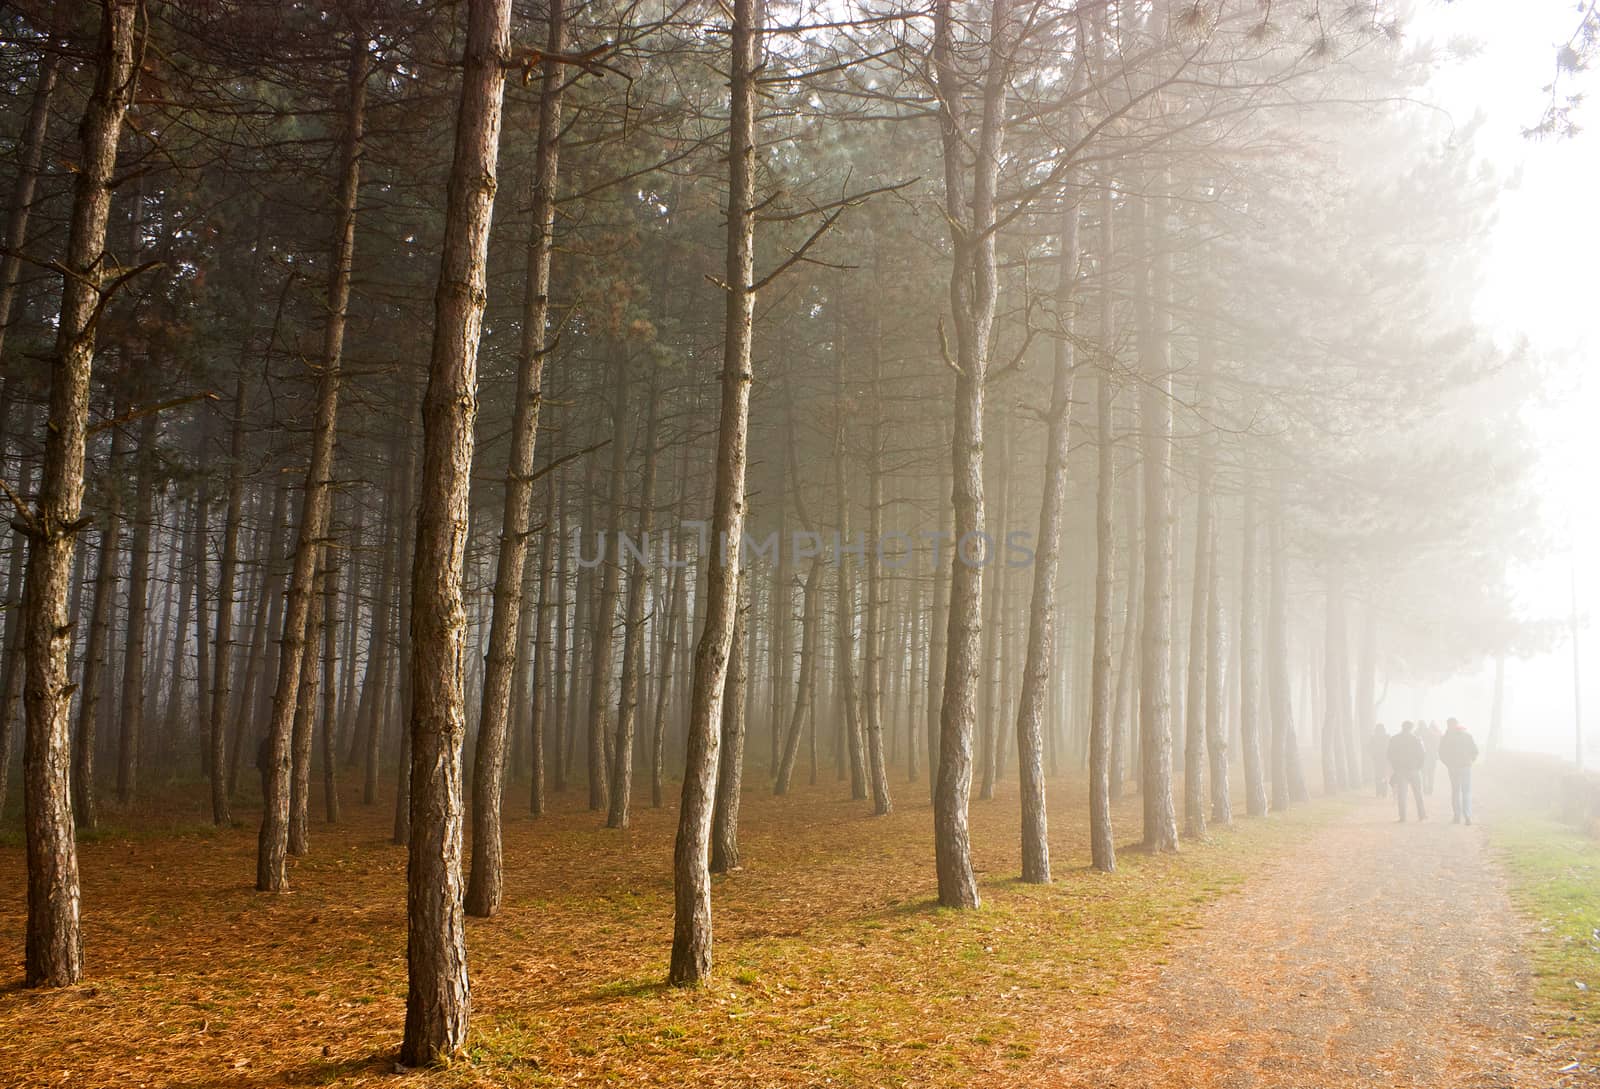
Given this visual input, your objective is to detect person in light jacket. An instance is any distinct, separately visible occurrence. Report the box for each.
[1437,717,1480,825]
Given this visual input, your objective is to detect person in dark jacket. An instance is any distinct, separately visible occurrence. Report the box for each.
[1387,721,1426,822]
[1370,723,1391,798]
[1437,717,1480,825]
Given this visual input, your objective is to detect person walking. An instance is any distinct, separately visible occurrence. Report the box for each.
[1420,720,1442,795]
[1388,721,1426,822]
[1370,723,1391,798]
[1438,717,1480,825]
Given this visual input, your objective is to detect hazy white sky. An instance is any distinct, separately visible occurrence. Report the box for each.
[1376,0,1598,759]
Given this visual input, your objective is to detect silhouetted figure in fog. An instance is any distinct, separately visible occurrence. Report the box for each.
[1438,717,1479,825]
[1370,723,1391,798]
[1388,722,1426,822]
[1421,720,1442,794]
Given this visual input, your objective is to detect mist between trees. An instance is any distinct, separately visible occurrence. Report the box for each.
[566,525,1041,569]
[0,0,1573,1072]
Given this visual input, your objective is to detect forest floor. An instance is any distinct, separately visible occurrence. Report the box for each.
[0,761,1594,1087]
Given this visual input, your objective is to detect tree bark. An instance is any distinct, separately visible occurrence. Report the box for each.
[401,0,512,1062]
[1014,143,1080,884]
[0,41,62,370]
[116,410,158,805]
[1087,165,1117,872]
[607,347,662,829]
[1238,486,1267,815]
[931,0,1011,911]
[669,0,759,986]
[258,37,367,892]
[465,0,565,913]
[21,0,138,988]
[73,418,128,831]
[710,600,748,872]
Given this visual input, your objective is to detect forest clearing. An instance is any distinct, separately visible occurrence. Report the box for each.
[2,760,1595,1087]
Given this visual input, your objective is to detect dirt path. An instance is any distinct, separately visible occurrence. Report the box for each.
[1022,793,1587,1089]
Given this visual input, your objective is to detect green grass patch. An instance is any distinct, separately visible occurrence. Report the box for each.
[1487,813,1600,1045]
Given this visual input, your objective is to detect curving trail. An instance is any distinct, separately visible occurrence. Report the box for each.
[1023,793,1586,1088]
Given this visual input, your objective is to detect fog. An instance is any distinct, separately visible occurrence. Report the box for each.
[2,0,1598,1080]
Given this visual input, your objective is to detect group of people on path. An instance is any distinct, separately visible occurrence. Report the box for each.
[1369,718,1480,824]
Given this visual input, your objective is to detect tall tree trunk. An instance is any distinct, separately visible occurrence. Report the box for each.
[932,0,1010,910]
[209,356,252,824]
[1321,563,1352,795]
[529,484,556,815]
[1238,486,1267,815]
[775,562,821,795]
[465,0,564,914]
[1183,398,1213,840]
[607,351,662,829]
[116,410,158,805]
[288,563,324,855]
[1135,185,1178,854]
[832,317,867,801]
[669,0,760,986]
[926,443,950,801]
[401,0,511,1062]
[1205,518,1230,825]
[710,600,748,872]
[862,302,892,815]
[1087,165,1117,872]
[322,549,341,824]
[230,477,288,799]
[73,419,128,831]
[1267,474,1307,808]
[0,403,37,819]
[1014,147,1079,883]
[586,348,630,812]
[651,436,691,807]
[258,37,367,892]
[21,0,137,988]
[0,41,61,371]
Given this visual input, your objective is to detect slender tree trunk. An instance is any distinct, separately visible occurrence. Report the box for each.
[586,348,631,813]
[669,0,760,986]
[775,562,821,795]
[1134,182,1178,854]
[230,477,288,799]
[1238,487,1267,815]
[401,0,511,1062]
[529,484,556,815]
[1183,409,1213,840]
[1267,474,1306,808]
[258,38,367,892]
[862,307,892,815]
[1014,151,1079,884]
[322,549,341,824]
[926,445,950,801]
[651,438,691,807]
[21,0,137,988]
[209,360,252,824]
[116,411,158,806]
[288,563,324,855]
[832,318,867,801]
[465,0,564,914]
[710,600,748,872]
[607,353,662,829]
[932,0,1010,910]
[1088,165,1117,872]
[1206,516,1230,825]
[73,420,128,831]
[0,42,61,370]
